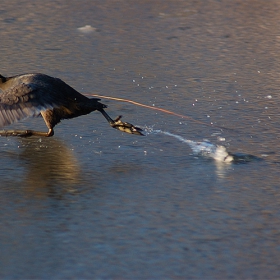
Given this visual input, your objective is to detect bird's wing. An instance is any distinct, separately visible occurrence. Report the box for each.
[0,83,57,128]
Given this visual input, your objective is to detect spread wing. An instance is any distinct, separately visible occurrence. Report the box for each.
[0,83,58,128]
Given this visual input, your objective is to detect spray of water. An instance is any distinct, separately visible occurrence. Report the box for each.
[144,127,234,163]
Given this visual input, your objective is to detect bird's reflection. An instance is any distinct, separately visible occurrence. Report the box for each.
[18,137,81,198]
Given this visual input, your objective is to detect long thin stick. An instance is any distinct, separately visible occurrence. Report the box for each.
[85,93,222,129]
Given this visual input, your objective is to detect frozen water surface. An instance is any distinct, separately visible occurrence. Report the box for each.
[1,0,280,279]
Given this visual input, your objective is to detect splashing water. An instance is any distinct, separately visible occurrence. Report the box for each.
[144,127,234,163]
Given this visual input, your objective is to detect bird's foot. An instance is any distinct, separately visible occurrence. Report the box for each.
[18,130,34,137]
[110,116,144,136]
[0,129,33,137]
[0,129,54,137]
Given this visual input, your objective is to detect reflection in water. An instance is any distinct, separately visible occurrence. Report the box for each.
[18,137,81,197]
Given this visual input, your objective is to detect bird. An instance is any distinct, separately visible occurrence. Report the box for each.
[0,73,143,137]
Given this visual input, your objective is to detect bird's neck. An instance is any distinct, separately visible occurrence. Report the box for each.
[0,75,7,82]
[0,75,10,91]
[0,75,7,89]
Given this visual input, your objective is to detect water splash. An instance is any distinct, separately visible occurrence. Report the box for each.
[144,127,234,163]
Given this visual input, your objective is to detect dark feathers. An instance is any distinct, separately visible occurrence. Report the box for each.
[0,73,102,128]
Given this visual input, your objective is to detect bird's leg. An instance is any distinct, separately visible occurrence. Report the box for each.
[98,108,144,136]
[0,128,54,137]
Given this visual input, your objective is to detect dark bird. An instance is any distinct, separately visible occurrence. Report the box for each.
[0,73,143,137]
